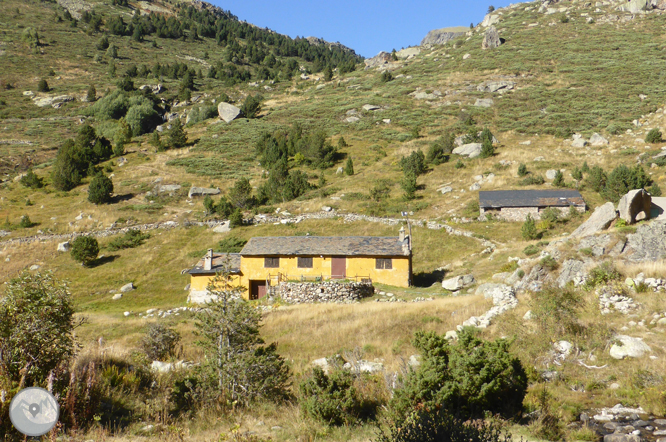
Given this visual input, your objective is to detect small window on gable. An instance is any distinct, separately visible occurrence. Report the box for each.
[264,257,279,268]
[376,258,393,270]
[298,257,313,268]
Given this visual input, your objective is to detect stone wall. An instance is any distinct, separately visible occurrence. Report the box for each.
[481,206,585,222]
[276,281,374,304]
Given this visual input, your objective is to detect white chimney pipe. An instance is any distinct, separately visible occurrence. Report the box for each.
[399,226,406,242]
[204,249,213,271]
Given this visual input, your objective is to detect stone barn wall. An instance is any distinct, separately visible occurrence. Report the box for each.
[481,206,585,222]
[276,281,375,304]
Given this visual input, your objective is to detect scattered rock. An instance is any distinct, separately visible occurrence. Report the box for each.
[481,13,500,27]
[321,206,333,212]
[188,186,221,198]
[155,184,181,193]
[546,169,558,180]
[618,189,652,225]
[453,143,482,158]
[120,283,135,293]
[620,0,650,13]
[578,234,612,257]
[345,116,360,123]
[364,52,393,69]
[439,186,453,194]
[363,104,381,111]
[29,264,40,271]
[590,133,609,146]
[482,26,502,49]
[217,102,241,123]
[32,95,75,108]
[124,311,131,317]
[442,274,475,291]
[57,241,70,252]
[463,53,471,60]
[445,330,458,340]
[112,294,123,301]
[474,98,494,107]
[212,221,230,233]
[477,80,515,93]
[610,335,651,359]
[570,202,616,238]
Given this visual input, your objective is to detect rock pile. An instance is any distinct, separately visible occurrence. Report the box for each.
[598,286,639,315]
[277,281,374,304]
[458,284,518,329]
[585,404,666,441]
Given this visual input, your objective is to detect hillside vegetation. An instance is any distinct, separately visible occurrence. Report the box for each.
[1,0,666,440]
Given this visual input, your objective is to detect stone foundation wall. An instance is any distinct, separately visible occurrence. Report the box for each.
[482,206,585,222]
[277,281,374,304]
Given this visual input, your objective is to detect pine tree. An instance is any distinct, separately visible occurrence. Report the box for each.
[88,174,114,204]
[344,157,354,176]
[167,119,187,149]
[37,79,49,92]
[324,65,333,82]
[521,214,538,240]
[480,138,495,159]
[86,84,96,102]
[517,163,528,177]
[553,170,565,187]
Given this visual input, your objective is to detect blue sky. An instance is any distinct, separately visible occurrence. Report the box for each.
[210,0,518,58]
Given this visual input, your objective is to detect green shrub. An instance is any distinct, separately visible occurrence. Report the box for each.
[519,175,545,186]
[500,261,519,273]
[606,123,625,135]
[649,183,662,196]
[229,208,243,228]
[88,174,114,204]
[70,236,99,266]
[377,407,512,442]
[19,215,35,228]
[370,179,392,201]
[389,329,527,420]
[400,150,426,177]
[240,94,262,118]
[553,170,565,187]
[345,157,354,176]
[601,164,651,202]
[86,84,96,102]
[141,323,181,360]
[521,214,538,240]
[19,169,44,189]
[454,159,465,169]
[107,229,150,251]
[517,163,528,177]
[300,367,363,426]
[186,105,218,126]
[645,128,662,144]
[479,138,495,159]
[166,119,188,149]
[427,133,454,165]
[571,167,583,181]
[125,104,160,135]
[216,237,247,253]
[37,79,49,92]
[539,255,559,271]
[540,207,560,224]
[380,71,393,83]
[523,244,539,256]
[584,261,622,289]
[586,166,607,192]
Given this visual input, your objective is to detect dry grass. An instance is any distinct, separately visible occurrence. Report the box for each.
[617,259,666,279]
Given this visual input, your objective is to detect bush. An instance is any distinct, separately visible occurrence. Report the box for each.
[241,94,262,118]
[645,128,663,144]
[86,84,97,102]
[584,261,622,289]
[521,214,538,240]
[377,407,512,442]
[539,255,559,271]
[166,119,188,149]
[389,329,527,420]
[88,174,114,204]
[531,286,585,337]
[345,157,354,176]
[649,183,662,196]
[517,163,528,177]
[20,169,44,189]
[216,237,247,253]
[186,105,218,126]
[229,178,254,209]
[125,104,160,135]
[601,164,651,202]
[523,244,540,256]
[553,170,565,187]
[540,207,560,224]
[479,138,495,159]
[427,133,454,165]
[141,324,181,360]
[107,229,150,251]
[380,71,393,83]
[520,175,545,186]
[586,166,607,192]
[37,79,49,92]
[571,167,583,181]
[400,150,426,177]
[454,159,465,169]
[19,215,35,228]
[70,236,99,266]
[370,179,392,201]
[229,208,243,228]
[300,367,363,426]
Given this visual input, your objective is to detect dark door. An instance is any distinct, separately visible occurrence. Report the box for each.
[331,257,346,279]
[250,281,267,300]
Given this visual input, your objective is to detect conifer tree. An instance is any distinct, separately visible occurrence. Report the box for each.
[167,119,187,149]
[344,157,354,176]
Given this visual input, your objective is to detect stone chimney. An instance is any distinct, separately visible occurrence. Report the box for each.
[204,249,213,271]
[399,226,406,242]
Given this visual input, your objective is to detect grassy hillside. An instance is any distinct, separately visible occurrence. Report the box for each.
[1,0,666,440]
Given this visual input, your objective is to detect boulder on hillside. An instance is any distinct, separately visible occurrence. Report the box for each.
[557,259,587,287]
[590,133,609,146]
[33,95,75,108]
[609,335,651,359]
[578,234,611,257]
[120,283,135,293]
[570,202,616,238]
[57,241,71,252]
[482,26,502,49]
[364,52,393,69]
[618,189,651,225]
[188,186,221,198]
[481,13,500,27]
[217,102,241,123]
[620,0,651,12]
[477,80,515,93]
[452,143,482,158]
[362,104,381,111]
[474,98,494,107]
[546,169,558,180]
[420,27,468,46]
[652,0,666,9]
[442,274,475,291]
[396,47,420,59]
[623,220,666,262]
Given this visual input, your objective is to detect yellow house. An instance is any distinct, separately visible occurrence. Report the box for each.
[187,228,412,302]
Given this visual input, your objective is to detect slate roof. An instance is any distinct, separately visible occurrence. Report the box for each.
[479,190,585,209]
[188,253,241,275]
[240,236,411,257]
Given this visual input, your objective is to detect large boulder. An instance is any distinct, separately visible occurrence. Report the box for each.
[589,133,609,146]
[482,26,501,49]
[452,143,482,158]
[481,13,500,27]
[570,202,616,238]
[557,259,587,287]
[578,234,611,257]
[442,274,475,291]
[474,98,494,108]
[477,81,515,93]
[217,102,241,123]
[653,0,666,9]
[620,0,650,12]
[396,47,420,59]
[420,27,468,46]
[623,220,666,262]
[618,189,651,225]
[188,186,221,198]
[57,241,71,252]
[609,335,651,359]
[364,52,393,69]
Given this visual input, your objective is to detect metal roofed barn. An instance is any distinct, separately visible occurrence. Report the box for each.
[479,190,586,222]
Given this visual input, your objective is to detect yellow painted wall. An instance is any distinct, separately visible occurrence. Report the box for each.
[239,255,411,289]
[190,273,244,293]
